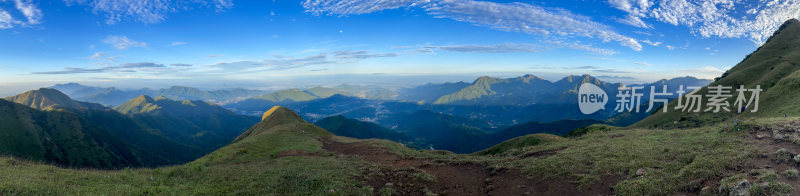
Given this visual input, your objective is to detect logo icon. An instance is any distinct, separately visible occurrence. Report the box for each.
[578,83,608,114]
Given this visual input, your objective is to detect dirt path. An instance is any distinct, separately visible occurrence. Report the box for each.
[319,137,613,195]
[742,124,800,195]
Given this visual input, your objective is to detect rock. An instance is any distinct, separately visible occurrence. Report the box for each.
[775,148,792,163]
[485,185,495,192]
[700,186,711,195]
[727,180,751,196]
[793,154,800,164]
[635,168,647,176]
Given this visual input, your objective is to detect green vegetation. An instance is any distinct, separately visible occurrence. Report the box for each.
[509,124,756,194]
[567,124,616,137]
[3,88,105,110]
[0,99,150,168]
[315,115,407,141]
[114,95,259,152]
[636,19,800,128]
[476,133,561,155]
[0,106,374,195]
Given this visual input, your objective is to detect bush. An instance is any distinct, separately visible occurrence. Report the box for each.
[784,169,799,179]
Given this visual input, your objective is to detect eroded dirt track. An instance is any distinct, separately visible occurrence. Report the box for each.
[319,137,614,196]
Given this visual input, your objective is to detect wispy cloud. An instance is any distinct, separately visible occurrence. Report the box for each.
[14,0,42,24]
[544,40,619,55]
[88,52,118,66]
[62,0,234,24]
[425,43,541,53]
[677,66,726,79]
[563,65,600,69]
[333,50,398,59]
[170,63,192,67]
[303,0,642,51]
[641,40,661,46]
[0,9,12,29]
[634,62,652,66]
[597,75,635,80]
[32,62,165,74]
[607,0,800,44]
[214,54,336,72]
[103,35,147,50]
[594,68,629,74]
[170,41,188,46]
[0,0,42,28]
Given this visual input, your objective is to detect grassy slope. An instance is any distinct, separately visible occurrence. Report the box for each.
[114,95,259,151]
[0,105,783,195]
[0,99,148,169]
[508,124,757,194]
[635,19,800,128]
[0,106,372,195]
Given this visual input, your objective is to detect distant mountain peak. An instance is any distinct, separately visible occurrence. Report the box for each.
[234,106,324,143]
[135,94,156,102]
[154,95,169,101]
[4,88,104,110]
[116,95,161,114]
[473,76,501,84]
[261,106,283,121]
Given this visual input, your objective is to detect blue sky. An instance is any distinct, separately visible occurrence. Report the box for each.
[0,0,798,96]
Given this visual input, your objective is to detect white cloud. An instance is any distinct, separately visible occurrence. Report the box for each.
[303,0,416,15]
[88,52,118,66]
[616,14,651,28]
[215,54,336,71]
[0,0,42,29]
[641,40,661,46]
[62,0,234,24]
[678,66,725,79]
[103,35,147,50]
[608,0,800,44]
[303,0,643,51]
[32,62,166,74]
[544,40,619,55]
[665,45,676,50]
[14,0,42,24]
[425,43,542,53]
[0,9,12,29]
[634,62,652,66]
[170,41,188,46]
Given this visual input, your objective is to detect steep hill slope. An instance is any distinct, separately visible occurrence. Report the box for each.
[4,88,106,110]
[315,115,407,141]
[636,19,800,128]
[0,99,149,168]
[114,95,259,151]
[4,89,204,165]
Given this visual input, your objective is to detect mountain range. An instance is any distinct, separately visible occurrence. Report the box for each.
[49,83,266,106]
[1,88,258,168]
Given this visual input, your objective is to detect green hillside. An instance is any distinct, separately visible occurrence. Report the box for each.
[636,19,800,128]
[4,88,106,110]
[4,89,207,166]
[0,99,149,169]
[315,115,407,141]
[476,133,561,155]
[114,95,259,151]
[3,106,793,195]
